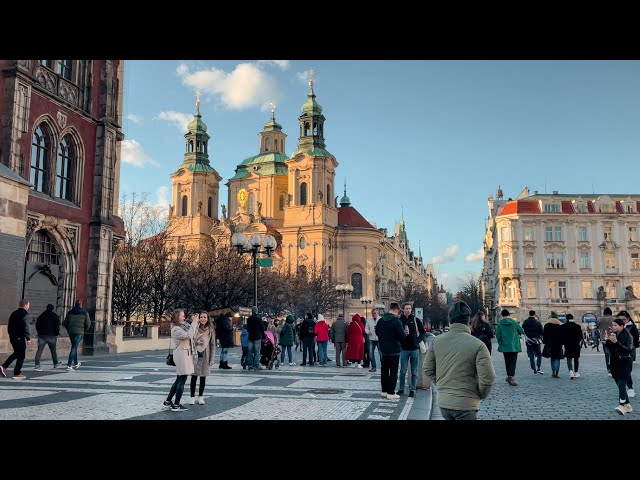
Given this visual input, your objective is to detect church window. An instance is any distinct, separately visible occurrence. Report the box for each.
[326,184,331,205]
[181,195,188,216]
[248,192,255,213]
[304,122,310,136]
[207,197,212,217]
[300,182,307,206]
[28,230,60,265]
[265,138,270,151]
[313,123,318,135]
[189,140,194,153]
[31,123,52,193]
[351,273,363,299]
[56,135,75,201]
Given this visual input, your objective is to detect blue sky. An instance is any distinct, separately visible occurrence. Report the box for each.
[120,60,640,292]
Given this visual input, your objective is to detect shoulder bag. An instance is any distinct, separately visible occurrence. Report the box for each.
[414,318,428,354]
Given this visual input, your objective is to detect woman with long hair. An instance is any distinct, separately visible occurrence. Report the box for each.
[164,309,199,412]
[470,311,494,353]
[189,311,216,405]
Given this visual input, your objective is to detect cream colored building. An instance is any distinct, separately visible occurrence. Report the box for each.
[168,80,436,317]
[481,187,640,323]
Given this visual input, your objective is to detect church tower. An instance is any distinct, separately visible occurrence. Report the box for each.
[168,94,222,247]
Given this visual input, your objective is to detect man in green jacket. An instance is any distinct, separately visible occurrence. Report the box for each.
[62,300,91,371]
[424,301,495,420]
[496,308,524,386]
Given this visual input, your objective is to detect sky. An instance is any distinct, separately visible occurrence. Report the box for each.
[120,60,640,292]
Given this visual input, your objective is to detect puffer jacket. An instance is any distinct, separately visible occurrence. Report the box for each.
[63,306,91,335]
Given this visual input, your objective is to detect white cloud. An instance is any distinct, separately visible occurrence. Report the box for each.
[464,248,484,263]
[296,71,309,83]
[155,186,170,217]
[431,244,459,264]
[438,272,461,293]
[176,62,281,111]
[155,111,192,133]
[121,139,158,168]
[258,60,290,70]
[127,113,142,124]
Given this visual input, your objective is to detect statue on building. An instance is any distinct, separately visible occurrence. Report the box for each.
[168,205,174,217]
[597,286,606,301]
[625,285,637,301]
[286,194,292,207]
[257,201,263,219]
[318,190,323,202]
[221,204,227,220]
[197,201,202,214]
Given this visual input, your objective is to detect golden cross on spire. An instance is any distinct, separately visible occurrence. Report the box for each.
[269,102,276,114]
[195,90,201,110]
[308,67,315,87]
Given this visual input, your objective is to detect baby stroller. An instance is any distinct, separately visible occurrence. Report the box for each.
[260,331,281,370]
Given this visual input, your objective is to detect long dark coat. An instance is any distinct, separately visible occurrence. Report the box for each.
[562,321,583,358]
[543,320,564,360]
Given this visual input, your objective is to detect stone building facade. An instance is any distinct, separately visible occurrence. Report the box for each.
[0,60,125,356]
[481,187,640,323]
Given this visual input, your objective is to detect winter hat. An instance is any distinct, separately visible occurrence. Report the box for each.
[286,315,295,323]
[352,314,361,322]
[448,301,472,323]
[613,318,625,326]
[549,311,559,319]
[317,314,325,322]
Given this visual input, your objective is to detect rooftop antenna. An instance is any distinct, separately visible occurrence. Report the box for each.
[592,182,595,194]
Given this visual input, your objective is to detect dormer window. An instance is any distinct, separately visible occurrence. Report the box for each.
[544,203,560,213]
[574,202,587,213]
[599,204,614,213]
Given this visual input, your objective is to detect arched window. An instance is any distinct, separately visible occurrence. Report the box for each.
[203,141,207,154]
[313,123,318,135]
[304,122,310,136]
[31,124,51,193]
[326,184,331,205]
[279,193,285,211]
[189,140,194,153]
[57,60,72,81]
[300,182,307,206]
[196,141,200,153]
[56,135,75,201]
[265,137,270,152]
[27,230,59,265]
[280,139,283,151]
[207,197,212,217]
[351,273,363,299]
[248,192,255,213]
[181,195,188,216]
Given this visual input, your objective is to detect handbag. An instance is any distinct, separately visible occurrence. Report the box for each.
[414,318,428,354]
[166,353,175,366]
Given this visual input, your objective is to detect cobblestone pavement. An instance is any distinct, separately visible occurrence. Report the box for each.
[0,345,423,420]
[477,343,640,420]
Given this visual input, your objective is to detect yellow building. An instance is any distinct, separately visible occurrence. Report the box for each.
[169,79,435,317]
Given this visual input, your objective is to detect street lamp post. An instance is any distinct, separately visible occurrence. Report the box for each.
[335,283,354,319]
[360,296,373,319]
[231,232,277,310]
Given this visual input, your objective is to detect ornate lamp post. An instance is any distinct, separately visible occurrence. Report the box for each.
[360,296,373,319]
[231,232,277,309]
[335,283,354,320]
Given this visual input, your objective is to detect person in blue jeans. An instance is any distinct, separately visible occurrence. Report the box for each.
[240,324,249,369]
[62,300,91,371]
[397,303,426,397]
[365,309,382,372]
[279,315,296,365]
[245,307,264,370]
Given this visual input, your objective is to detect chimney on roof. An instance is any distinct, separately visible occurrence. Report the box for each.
[552,191,558,195]
[533,190,538,195]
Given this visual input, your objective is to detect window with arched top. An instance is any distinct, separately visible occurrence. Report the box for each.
[304,122,310,136]
[300,182,307,206]
[196,141,200,153]
[27,230,59,265]
[181,195,188,216]
[326,184,331,205]
[313,123,318,135]
[56,135,75,201]
[189,140,194,153]
[248,192,255,213]
[203,141,207,154]
[280,139,283,151]
[351,273,363,299]
[31,124,51,193]
[279,193,285,211]
[207,197,212,217]
[265,137,270,151]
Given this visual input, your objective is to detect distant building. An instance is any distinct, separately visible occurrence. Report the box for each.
[0,60,125,355]
[481,186,640,323]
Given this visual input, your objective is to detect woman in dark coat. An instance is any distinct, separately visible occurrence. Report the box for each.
[345,314,365,367]
[543,313,564,378]
[215,313,234,369]
[562,314,583,379]
[279,315,296,365]
[470,311,494,353]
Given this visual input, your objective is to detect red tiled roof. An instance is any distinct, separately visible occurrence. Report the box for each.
[338,206,375,228]
[587,201,595,213]
[616,201,624,214]
[561,201,574,214]
[498,201,541,216]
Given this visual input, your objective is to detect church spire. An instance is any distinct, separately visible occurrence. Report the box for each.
[340,179,351,207]
[180,92,212,168]
[259,102,286,154]
[297,67,326,151]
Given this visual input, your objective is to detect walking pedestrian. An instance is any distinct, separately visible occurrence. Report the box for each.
[62,300,91,371]
[496,308,524,386]
[0,299,31,379]
[164,309,199,411]
[189,311,216,405]
[375,302,404,400]
[562,313,583,379]
[300,312,316,366]
[597,307,615,375]
[470,310,494,354]
[346,314,365,368]
[314,314,329,366]
[365,308,382,372]
[522,310,544,375]
[240,324,248,369]
[330,314,348,367]
[542,311,564,378]
[424,301,495,420]
[619,310,639,398]
[606,318,634,415]
[34,304,63,371]
[246,306,265,371]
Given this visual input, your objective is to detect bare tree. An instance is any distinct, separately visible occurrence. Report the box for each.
[455,272,484,315]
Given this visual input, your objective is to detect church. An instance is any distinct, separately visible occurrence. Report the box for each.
[165,75,436,318]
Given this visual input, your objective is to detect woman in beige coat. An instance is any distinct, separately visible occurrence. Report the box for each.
[164,309,199,412]
[189,311,216,405]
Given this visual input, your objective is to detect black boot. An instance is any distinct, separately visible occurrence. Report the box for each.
[223,361,232,369]
[219,361,225,369]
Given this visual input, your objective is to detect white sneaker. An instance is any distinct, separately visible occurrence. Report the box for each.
[188,397,195,405]
[34,366,42,372]
[289,362,296,366]
[574,372,581,378]
[66,366,74,371]
[381,392,387,398]
[73,362,81,370]
[386,393,400,400]
[197,396,205,405]
[628,389,636,398]
[624,403,633,414]
[569,370,575,379]
[356,364,363,369]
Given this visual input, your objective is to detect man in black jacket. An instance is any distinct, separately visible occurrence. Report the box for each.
[607,318,634,415]
[619,310,639,398]
[397,302,426,397]
[246,307,265,370]
[522,310,544,375]
[1,299,31,379]
[375,302,404,400]
[34,304,63,371]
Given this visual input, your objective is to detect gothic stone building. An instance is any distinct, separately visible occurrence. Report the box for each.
[0,60,125,355]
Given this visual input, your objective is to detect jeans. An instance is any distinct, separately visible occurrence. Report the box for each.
[302,338,315,365]
[246,340,261,369]
[317,341,328,365]
[67,334,83,367]
[603,343,611,371]
[280,345,293,363]
[550,358,560,373]
[566,357,580,372]
[369,341,382,369]
[440,408,478,420]
[2,337,27,375]
[381,354,400,395]
[526,343,542,371]
[503,352,518,377]
[220,348,229,362]
[167,374,188,405]
[398,349,419,392]
[35,335,59,366]
[612,359,632,403]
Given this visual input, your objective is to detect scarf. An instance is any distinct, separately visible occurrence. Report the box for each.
[175,321,197,354]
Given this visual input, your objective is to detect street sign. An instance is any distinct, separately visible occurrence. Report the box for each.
[257,257,273,268]
[415,308,423,320]
[238,307,252,316]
